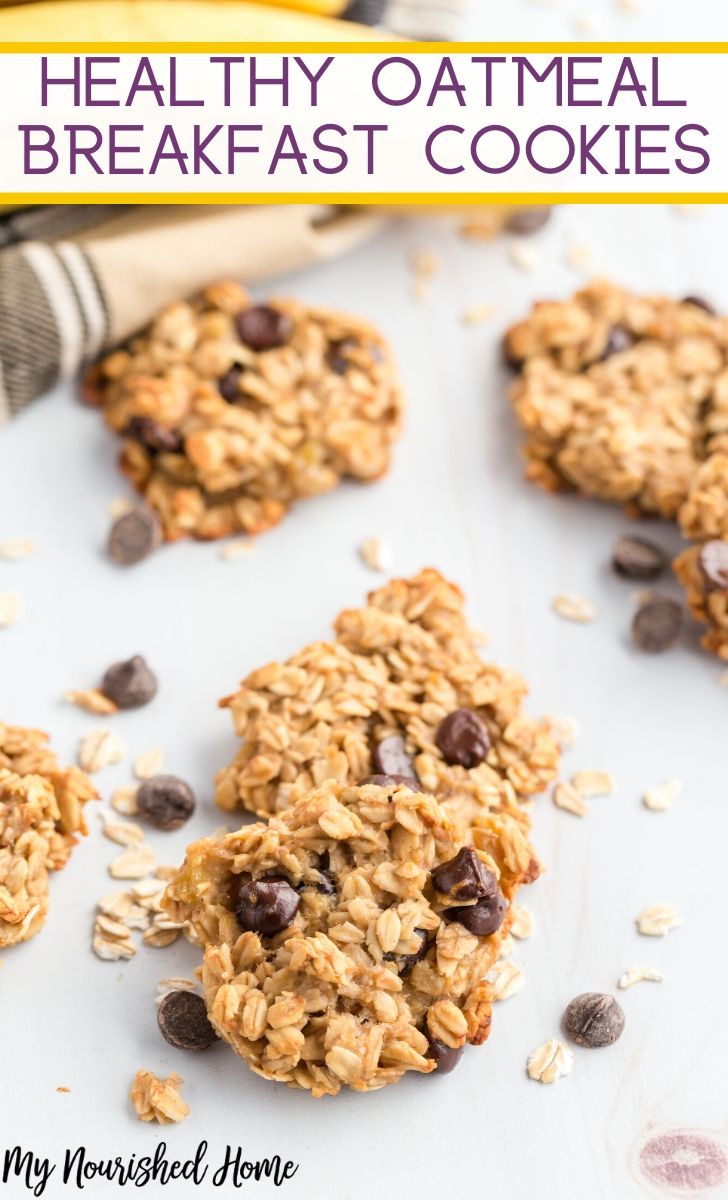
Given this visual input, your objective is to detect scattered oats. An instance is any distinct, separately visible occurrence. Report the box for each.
[156,977,199,999]
[108,495,134,519]
[409,248,439,301]
[0,540,34,560]
[96,913,134,940]
[618,966,664,989]
[553,781,589,817]
[130,879,165,900]
[78,728,125,773]
[130,1069,189,1125]
[100,810,145,847]
[359,536,393,574]
[125,904,151,930]
[636,904,683,937]
[552,593,596,623]
[510,905,535,940]
[489,960,525,1001]
[97,890,133,921]
[155,865,177,882]
[219,538,254,561]
[527,1038,573,1084]
[572,770,615,798]
[564,242,594,273]
[643,777,681,812]
[109,843,157,880]
[461,302,496,326]
[498,932,514,958]
[0,592,23,627]
[134,748,165,780]
[546,713,580,749]
[143,926,181,948]
[615,0,639,10]
[573,13,601,32]
[718,669,728,688]
[112,785,139,815]
[671,205,704,220]
[64,688,119,716]
[632,588,655,606]
[56,1087,70,1094]
[508,240,540,272]
[92,931,136,961]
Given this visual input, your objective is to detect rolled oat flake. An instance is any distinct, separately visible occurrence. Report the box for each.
[108,506,162,566]
[101,655,158,708]
[632,596,685,653]
[157,990,218,1051]
[563,992,625,1048]
[612,535,667,581]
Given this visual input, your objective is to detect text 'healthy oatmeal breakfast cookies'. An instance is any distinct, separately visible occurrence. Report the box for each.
[214,569,560,838]
[505,279,728,517]
[85,282,403,542]
[0,722,96,947]
[164,777,534,1096]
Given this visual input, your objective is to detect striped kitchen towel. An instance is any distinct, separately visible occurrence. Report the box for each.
[0,204,387,425]
[345,0,462,38]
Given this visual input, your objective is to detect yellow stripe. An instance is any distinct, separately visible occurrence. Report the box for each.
[0,194,723,204]
[1,41,728,51]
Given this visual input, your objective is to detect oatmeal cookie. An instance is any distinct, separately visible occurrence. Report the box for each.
[0,722,96,947]
[85,282,403,541]
[214,568,559,837]
[674,454,728,658]
[164,778,533,1095]
[505,280,728,517]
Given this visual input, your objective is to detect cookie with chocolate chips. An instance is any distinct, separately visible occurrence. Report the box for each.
[85,282,403,541]
[505,279,728,518]
[214,568,560,840]
[164,778,532,1096]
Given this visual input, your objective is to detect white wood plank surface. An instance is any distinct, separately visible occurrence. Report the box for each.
[2,202,728,1200]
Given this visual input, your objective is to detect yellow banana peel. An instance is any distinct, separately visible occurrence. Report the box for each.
[0,0,380,40]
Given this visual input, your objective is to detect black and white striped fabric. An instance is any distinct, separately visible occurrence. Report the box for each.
[0,0,463,423]
[0,233,108,423]
[345,0,462,39]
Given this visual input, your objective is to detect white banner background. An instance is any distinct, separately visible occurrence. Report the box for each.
[0,49,724,195]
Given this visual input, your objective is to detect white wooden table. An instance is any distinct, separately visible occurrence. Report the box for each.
[2,201,727,1200]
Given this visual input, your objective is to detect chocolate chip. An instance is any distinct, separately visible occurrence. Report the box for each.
[107,506,162,566]
[698,541,728,591]
[425,1035,463,1074]
[101,655,158,709]
[236,305,293,351]
[137,775,195,830]
[631,595,685,653]
[682,295,715,314]
[563,992,625,1048]
[360,773,425,792]
[599,325,634,361]
[384,928,429,975]
[431,847,492,902]
[236,877,300,936]
[504,206,551,236]
[446,892,507,937]
[327,337,358,375]
[125,416,183,454]
[157,990,219,1051]
[372,735,417,779]
[612,535,667,581]
[435,709,490,769]
[218,364,245,403]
